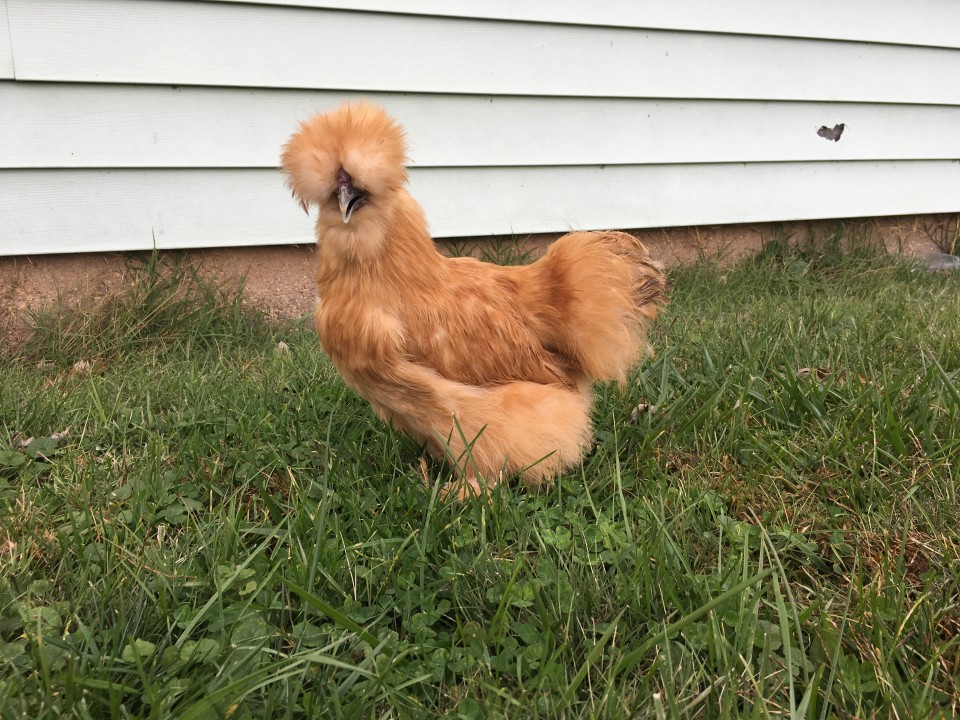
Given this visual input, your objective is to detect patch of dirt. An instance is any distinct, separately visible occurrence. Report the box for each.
[0,214,949,352]
[0,245,318,352]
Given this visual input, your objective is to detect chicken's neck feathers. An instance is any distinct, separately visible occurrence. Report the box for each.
[316,188,445,301]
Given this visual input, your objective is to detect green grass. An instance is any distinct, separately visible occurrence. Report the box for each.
[1,241,959,719]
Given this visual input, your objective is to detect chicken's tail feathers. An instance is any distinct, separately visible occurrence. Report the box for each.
[527,231,667,385]
[628,241,668,325]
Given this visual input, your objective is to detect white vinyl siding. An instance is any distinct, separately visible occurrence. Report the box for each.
[0,0,13,78]
[8,2,960,104]
[5,85,960,169]
[1,0,958,255]
[200,0,960,50]
[5,162,959,255]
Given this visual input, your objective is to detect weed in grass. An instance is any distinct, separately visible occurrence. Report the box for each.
[443,236,535,266]
[1,240,959,718]
[920,215,960,257]
[19,250,275,368]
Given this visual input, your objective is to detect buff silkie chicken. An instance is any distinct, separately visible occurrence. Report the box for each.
[281,101,665,498]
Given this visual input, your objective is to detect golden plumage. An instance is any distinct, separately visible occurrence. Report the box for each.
[282,101,665,498]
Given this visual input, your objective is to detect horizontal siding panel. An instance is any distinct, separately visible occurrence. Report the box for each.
[202,0,960,50]
[8,1,960,104]
[2,162,959,255]
[0,0,13,78]
[5,82,960,169]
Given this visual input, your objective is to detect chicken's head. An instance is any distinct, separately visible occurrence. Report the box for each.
[281,101,408,225]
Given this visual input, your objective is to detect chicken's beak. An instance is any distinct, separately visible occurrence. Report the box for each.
[338,185,361,224]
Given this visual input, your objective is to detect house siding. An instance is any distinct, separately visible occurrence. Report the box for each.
[1,0,958,255]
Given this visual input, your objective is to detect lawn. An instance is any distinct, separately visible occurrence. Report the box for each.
[1,238,958,718]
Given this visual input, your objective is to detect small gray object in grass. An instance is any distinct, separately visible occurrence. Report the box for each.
[915,253,960,272]
[817,123,845,142]
[17,427,70,449]
[630,403,658,423]
[50,427,71,442]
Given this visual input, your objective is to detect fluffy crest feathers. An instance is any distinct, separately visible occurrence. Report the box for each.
[281,101,409,210]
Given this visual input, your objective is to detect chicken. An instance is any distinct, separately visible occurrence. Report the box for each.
[281,101,665,498]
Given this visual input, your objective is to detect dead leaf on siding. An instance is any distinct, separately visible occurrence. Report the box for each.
[817,123,845,142]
